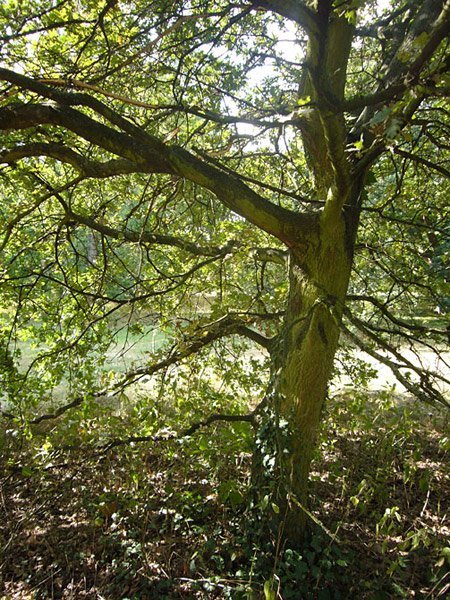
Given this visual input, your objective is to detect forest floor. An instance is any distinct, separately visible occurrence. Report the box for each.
[1,382,449,599]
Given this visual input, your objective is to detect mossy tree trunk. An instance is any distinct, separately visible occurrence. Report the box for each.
[251,12,363,543]
[252,200,362,542]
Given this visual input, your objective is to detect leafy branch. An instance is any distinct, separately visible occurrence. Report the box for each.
[341,319,450,408]
[1,314,274,425]
[98,412,256,455]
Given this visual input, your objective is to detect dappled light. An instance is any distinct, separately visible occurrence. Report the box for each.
[1,0,449,597]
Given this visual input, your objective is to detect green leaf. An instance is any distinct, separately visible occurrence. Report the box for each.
[297,95,311,107]
[21,465,32,477]
[366,170,377,185]
[197,436,209,451]
[264,579,276,600]
[271,502,280,514]
[229,489,244,509]
[419,476,429,493]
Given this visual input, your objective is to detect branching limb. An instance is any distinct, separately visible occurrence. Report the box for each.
[192,146,320,206]
[0,143,150,178]
[0,176,83,253]
[0,18,93,42]
[349,0,449,135]
[1,177,286,266]
[393,147,450,179]
[252,247,288,266]
[0,100,314,245]
[250,0,319,36]
[407,0,450,80]
[90,9,236,83]
[120,315,274,389]
[355,3,413,39]
[0,102,172,172]
[0,165,244,260]
[2,402,256,458]
[1,315,274,426]
[0,67,168,150]
[346,294,449,339]
[61,209,243,258]
[319,107,351,217]
[341,322,449,408]
[345,308,450,388]
[36,80,295,128]
[13,251,227,309]
[99,412,255,454]
[343,84,408,113]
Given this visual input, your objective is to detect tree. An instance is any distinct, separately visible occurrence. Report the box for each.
[0,0,449,543]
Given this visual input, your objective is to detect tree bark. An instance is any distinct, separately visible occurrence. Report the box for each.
[252,10,359,543]
[252,203,355,543]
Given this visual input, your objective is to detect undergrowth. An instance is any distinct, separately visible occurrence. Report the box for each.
[0,388,449,599]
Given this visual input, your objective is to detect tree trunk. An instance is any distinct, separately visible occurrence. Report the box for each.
[252,197,359,545]
[249,11,363,545]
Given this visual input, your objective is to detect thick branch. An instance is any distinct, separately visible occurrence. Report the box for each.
[356,4,414,39]
[115,318,274,390]
[350,0,449,134]
[319,108,351,216]
[253,247,288,266]
[0,102,313,245]
[0,103,172,171]
[0,142,148,177]
[352,89,426,176]
[343,84,407,113]
[0,67,166,149]
[168,146,313,244]
[344,7,450,113]
[407,0,450,80]
[250,0,319,36]
[235,325,274,351]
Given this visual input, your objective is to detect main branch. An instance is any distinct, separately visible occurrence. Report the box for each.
[0,97,314,246]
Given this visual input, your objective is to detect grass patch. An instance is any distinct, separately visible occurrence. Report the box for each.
[103,326,168,371]
[14,326,168,373]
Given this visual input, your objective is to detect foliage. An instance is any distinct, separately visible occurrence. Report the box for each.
[0,0,448,424]
[0,0,450,594]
